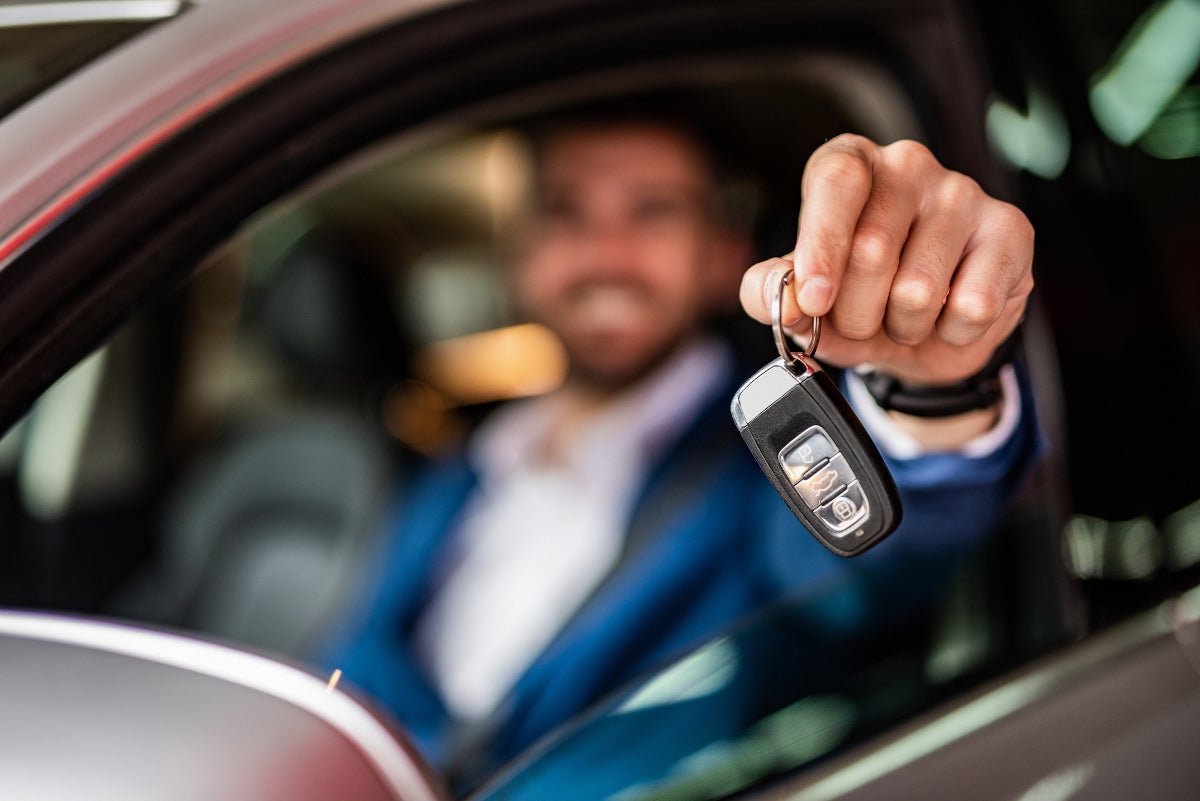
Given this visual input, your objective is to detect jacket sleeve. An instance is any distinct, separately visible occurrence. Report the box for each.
[754,361,1045,630]
[853,361,1044,557]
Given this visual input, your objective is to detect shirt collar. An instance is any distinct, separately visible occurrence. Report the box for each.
[469,336,733,483]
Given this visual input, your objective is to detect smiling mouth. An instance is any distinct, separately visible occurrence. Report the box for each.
[567,284,655,329]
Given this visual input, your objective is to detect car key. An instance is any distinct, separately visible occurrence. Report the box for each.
[731,271,902,557]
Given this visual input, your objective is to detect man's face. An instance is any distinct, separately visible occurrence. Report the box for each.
[514,123,722,390]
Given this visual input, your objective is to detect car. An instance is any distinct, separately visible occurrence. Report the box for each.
[2,0,1200,798]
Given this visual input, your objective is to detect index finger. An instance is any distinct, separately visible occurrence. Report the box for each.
[794,137,875,317]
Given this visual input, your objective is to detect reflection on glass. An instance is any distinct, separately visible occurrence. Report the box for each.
[1139,86,1200,159]
[1164,498,1200,570]
[19,348,108,520]
[617,638,739,714]
[0,1,182,27]
[1012,762,1096,801]
[611,695,856,801]
[1064,514,1163,580]
[472,575,990,801]
[1089,0,1200,147]
[985,85,1070,179]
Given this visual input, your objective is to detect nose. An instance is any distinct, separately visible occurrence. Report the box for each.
[572,216,641,279]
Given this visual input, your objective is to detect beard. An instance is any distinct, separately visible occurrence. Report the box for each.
[522,275,703,394]
[559,324,692,394]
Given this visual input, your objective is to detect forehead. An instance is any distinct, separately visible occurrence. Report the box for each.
[536,122,713,191]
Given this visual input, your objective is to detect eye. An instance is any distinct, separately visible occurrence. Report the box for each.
[631,196,689,223]
[536,196,582,228]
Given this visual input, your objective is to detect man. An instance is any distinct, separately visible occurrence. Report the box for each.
[320,111,1039,781]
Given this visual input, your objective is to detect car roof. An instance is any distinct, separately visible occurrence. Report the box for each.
[0,0,462,269]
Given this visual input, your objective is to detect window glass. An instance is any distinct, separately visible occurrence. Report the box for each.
[980,0,1200,625]
[471,568,1016,801]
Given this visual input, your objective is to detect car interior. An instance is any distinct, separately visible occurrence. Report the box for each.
[2,0,1200,797]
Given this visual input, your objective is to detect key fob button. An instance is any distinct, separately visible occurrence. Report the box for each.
[778,426,838,483]
[817,481,870,534]
[795,453,856,508]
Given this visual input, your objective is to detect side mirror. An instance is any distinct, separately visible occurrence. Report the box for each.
[0,611,450,801]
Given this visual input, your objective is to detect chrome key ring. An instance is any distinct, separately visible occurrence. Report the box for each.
[772,270,821,367]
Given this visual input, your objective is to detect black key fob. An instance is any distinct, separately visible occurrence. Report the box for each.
[731,271,902,557]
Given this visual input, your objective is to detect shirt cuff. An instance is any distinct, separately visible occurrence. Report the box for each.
[843,365,1022,461]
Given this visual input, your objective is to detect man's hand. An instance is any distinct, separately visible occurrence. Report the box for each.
[739,135,1034,388]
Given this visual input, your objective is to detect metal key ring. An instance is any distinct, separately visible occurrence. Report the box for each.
[772,270,821,366]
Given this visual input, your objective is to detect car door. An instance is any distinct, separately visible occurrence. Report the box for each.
[463,583,1200,801]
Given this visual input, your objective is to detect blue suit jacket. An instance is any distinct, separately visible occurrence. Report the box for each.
[319,368,1040,778]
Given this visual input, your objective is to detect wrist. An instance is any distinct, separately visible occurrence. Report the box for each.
[885,403,1002,450]
[856,328,1022,418]
[845,364,1023,458]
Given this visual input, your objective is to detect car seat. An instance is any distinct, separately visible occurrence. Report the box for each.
[110,227,408,658]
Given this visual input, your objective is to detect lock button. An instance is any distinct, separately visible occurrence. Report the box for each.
[816,481,869,533]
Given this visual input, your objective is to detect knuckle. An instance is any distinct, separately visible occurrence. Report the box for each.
[995,200,1034,238]
[890,275,941,316]
[948,290,1003,329]
[991,202,1036,261]
[1017,271,1035,297]
[938,172,982,209]
[826,132,874,156]
[992,202,1036,284]
[847,227,897,276]
[884,139,934,173]
[814,151,871,193]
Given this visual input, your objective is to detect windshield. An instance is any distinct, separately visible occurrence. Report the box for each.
[0,0,185,120]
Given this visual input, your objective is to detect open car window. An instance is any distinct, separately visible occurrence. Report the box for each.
[0,54,944,634]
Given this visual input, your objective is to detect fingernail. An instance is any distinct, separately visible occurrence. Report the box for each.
[797,276,833,316]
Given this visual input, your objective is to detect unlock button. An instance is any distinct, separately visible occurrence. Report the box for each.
[779,427,838,483]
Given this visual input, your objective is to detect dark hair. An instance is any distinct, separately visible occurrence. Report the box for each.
[520,91,759,228]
